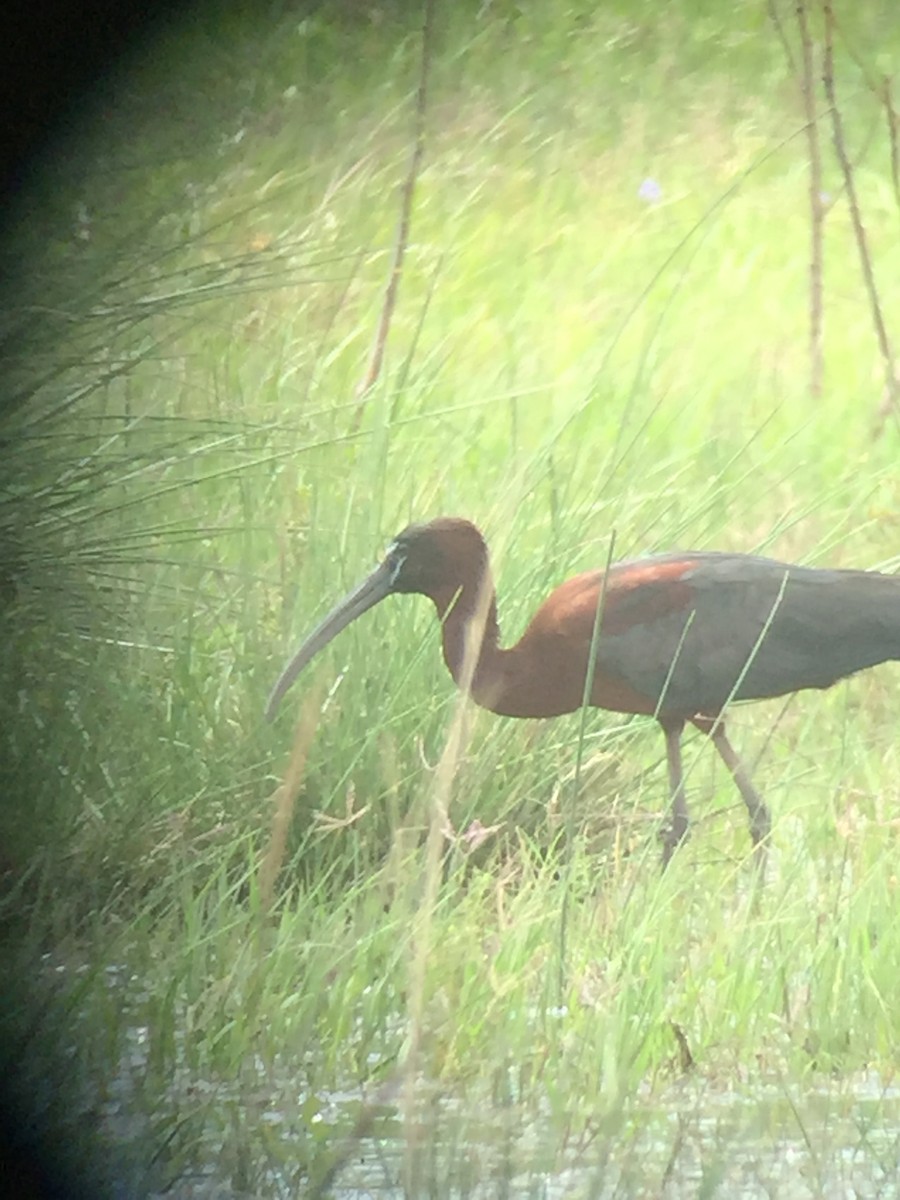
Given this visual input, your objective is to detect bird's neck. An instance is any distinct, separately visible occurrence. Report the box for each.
[429,571,587,720]
[430,575,507,710]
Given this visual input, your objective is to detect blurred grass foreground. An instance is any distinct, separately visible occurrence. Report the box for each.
[2,1,900,1195]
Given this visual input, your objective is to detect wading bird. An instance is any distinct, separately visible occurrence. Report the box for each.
[266,518,900,865]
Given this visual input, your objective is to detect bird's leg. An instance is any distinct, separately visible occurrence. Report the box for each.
[660,719,689,868]
[695,717,771,856]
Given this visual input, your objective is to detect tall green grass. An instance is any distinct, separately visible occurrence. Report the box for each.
[2,0,900,1192]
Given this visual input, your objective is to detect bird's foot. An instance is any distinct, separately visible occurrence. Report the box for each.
[660,817,689,870]
[749,813,770,880]
[749,805,772,848]
[750,838,768,879]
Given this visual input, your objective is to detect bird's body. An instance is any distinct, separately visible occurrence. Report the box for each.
[515,551,900,720]
[267,518,900,864]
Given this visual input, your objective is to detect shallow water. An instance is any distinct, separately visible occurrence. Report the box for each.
[112,1030,900,1198]
[321,1076,900,1200]
[29,957,900,1198]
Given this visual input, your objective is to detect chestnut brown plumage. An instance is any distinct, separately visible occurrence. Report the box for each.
[266,518,900,864]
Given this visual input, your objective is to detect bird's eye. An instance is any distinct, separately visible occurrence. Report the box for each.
[387,545,408,584]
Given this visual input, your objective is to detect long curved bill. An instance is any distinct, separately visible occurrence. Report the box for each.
[265,559,396,721]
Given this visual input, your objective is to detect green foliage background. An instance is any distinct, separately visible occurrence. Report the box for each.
[1,0,899,1193]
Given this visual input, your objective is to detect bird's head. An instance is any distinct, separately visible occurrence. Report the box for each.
[384,517,488,596]
[265,517,489,720]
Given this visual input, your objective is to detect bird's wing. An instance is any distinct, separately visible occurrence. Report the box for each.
[524,553,900,719]
[597,554,900,716]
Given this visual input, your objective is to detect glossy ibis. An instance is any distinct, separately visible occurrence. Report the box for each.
[266,518,900,865]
